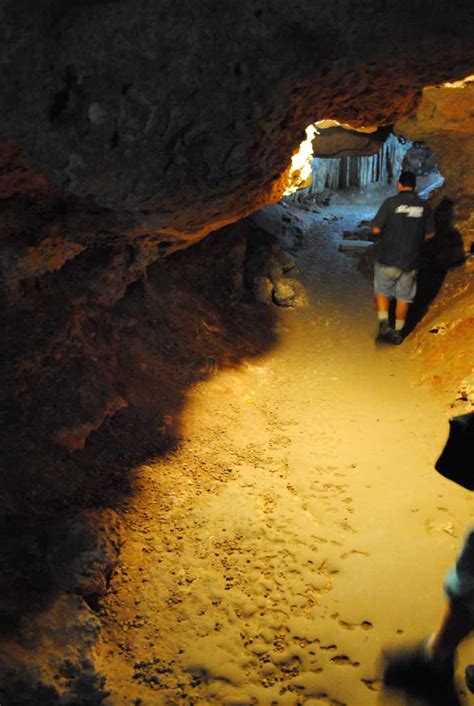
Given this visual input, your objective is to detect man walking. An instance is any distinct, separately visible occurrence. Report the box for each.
[372,170,435,344]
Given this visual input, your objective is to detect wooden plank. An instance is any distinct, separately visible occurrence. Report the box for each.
[338,240,373,252]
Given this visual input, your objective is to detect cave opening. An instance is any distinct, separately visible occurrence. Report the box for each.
[259,119,466,336]
[284,121,445,228]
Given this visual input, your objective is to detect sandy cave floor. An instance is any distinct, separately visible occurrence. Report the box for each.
[98,200,474,706]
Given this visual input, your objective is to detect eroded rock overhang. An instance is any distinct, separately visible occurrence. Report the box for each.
[1,0,474,237]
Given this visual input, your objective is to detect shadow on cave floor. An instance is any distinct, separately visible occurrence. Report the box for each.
[0,222,280,624]
[404,266,448,336]
[4,226,278,495]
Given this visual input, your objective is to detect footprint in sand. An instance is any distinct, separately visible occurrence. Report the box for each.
[331,655,360,667]
[339,521,356,533]
[362,678,384,692]
[337,619,373,631]
[339,549,369,560]
[319,643,338,652]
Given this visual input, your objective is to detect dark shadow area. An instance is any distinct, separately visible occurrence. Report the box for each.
[403,268,448,336]
[405,198,466,335]
[0,218,279,627]
[382,644,463,706]
[0,514,54,633]
[382,686,462,706]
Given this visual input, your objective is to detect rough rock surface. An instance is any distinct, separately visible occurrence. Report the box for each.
[0,514,53,621]
[395,75,474,244]
[313,125,392,158]
[1,1,474,228]
[245,217,302,308]
[253,275,274,304]
[410,256,474,403]
[0,508,125,622]
[47,509,125,599]
[0,594,108,706]
[272,279,296,307]
[1,220,277,513]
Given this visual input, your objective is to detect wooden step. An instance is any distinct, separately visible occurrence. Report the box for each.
[338,240,373,252]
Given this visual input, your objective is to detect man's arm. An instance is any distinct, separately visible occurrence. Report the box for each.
[372,200,388,238]
[424,205,436,240]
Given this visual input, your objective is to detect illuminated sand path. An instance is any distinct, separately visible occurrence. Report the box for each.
[99,204,474,706]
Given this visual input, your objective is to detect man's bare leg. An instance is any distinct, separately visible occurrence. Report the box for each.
[375,293,393,340]
[395,299,410,332]
[428,601,471,662]
[375,292,390,317]
[383,600,471,703]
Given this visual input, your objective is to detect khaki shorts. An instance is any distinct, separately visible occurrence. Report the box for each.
[374,262,417,303]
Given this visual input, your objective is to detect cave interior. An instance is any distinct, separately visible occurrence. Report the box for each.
[0,2,474,705]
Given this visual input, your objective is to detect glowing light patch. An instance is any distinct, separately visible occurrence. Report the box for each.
[283,124,317,196]
[441,74,474,89]
[281,119,380,197]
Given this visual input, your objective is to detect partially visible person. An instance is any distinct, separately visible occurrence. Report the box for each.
[383,530,474,705]
[372,171,436,344]
[383,412,474,706]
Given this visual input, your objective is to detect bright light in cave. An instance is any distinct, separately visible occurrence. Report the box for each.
[282,120,383,198]
[283,124,317,196]
[441,74,474,88]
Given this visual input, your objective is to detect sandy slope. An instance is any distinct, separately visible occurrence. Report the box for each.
[98,203,474,706]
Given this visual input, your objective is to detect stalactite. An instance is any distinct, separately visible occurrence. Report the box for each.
[308,133,408,194]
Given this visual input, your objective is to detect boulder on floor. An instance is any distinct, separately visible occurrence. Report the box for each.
[253,276,274,305]
[273,280,296,307]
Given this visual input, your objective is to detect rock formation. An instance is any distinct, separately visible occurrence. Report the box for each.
[0,594,108,705]
[313,125,392,158]
[395,75,474,243]
[1,1,474,229]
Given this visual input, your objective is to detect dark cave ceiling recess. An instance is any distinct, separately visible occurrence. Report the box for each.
[1,0,474,233]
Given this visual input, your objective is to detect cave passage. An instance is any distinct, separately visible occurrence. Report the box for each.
[2,3,474,702]
[283,126,452,335]
[97,189,474,705]
[288,125,445,212]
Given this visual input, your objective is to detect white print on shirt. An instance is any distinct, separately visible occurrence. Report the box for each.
[394,205,424,218]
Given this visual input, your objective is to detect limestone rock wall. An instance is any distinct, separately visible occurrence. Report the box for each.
[313,126,392,158]
[2,1,474,231]
[0,594,108,705]
[395,76,474,244]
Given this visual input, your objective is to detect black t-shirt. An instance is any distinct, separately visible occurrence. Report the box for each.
[372,191,435,270]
